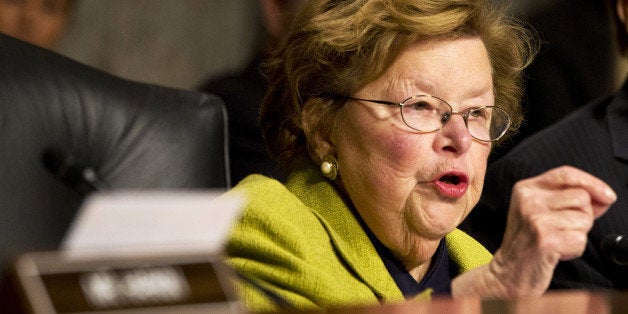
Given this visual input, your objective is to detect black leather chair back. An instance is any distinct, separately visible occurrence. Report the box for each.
[0,34,230,270]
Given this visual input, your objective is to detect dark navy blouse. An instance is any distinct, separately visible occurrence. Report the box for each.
[363,224,453,297]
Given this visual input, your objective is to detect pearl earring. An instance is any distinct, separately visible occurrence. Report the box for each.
[320,155,338,180]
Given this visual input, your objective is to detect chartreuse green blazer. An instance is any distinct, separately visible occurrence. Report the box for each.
[225,165,492,312]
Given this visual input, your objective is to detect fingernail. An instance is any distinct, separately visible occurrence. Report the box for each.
[605,187,617,202]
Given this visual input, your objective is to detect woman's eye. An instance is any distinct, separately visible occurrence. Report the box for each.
[469,108,487,118]
[408,101,431,110]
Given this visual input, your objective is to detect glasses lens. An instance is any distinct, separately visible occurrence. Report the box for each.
[466,107,511,141]
[400,96,450,132]
[401,95,511,141]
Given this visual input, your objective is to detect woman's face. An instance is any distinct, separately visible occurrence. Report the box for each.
[332,37,493,270]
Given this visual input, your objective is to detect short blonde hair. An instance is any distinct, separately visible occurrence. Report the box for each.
[261,0,537,171]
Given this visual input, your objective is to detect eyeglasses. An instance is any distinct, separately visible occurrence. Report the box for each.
[342,95,511,142]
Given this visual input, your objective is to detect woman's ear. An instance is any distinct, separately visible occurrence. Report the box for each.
[301,98,336,164]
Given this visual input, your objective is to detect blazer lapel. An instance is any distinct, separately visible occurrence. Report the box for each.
[286,166,404,302]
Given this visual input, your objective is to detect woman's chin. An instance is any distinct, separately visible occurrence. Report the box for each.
[409,206,464,239]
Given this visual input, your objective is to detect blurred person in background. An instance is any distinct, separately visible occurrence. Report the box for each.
[490,0,618,160]
[0,0,74,50]
[199,0,306,184]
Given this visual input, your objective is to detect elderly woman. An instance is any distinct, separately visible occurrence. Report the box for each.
[224,0,617,311]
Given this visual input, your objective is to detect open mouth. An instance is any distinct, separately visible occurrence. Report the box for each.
[439,174,463,185]
[433,172,469,198]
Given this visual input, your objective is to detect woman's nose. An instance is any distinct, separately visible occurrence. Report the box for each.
[435,114,472,153]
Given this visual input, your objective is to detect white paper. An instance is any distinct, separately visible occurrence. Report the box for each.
[61,190,245,257]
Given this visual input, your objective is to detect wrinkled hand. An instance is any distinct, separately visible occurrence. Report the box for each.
[490,166,616,297]
[453,166,616,298]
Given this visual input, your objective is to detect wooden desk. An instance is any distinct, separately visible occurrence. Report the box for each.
[317,290,628,314]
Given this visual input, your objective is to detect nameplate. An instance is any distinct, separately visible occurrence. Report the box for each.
[14,251,242,313]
